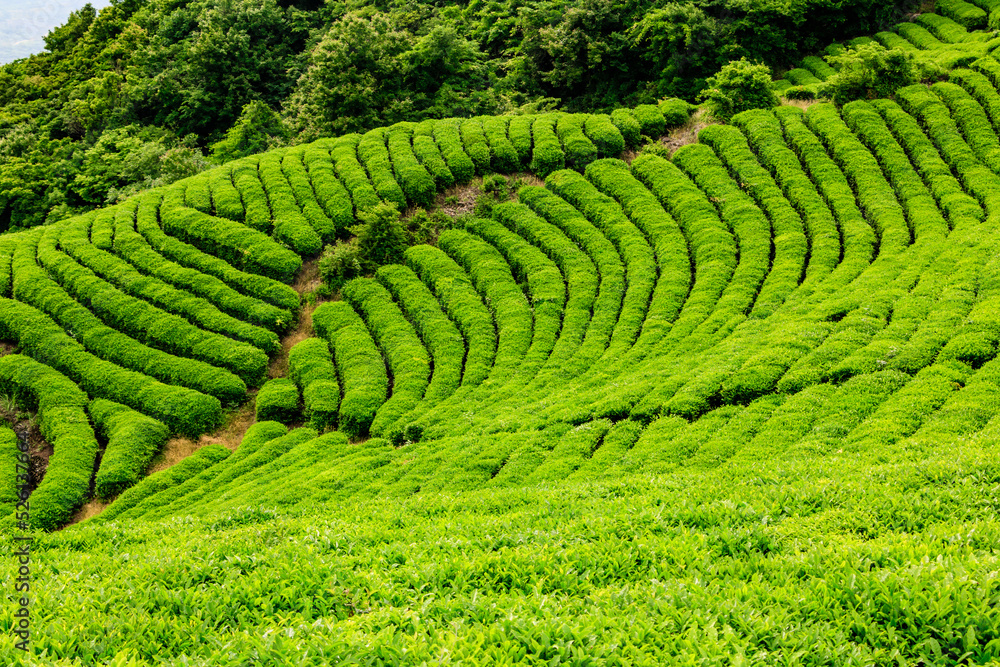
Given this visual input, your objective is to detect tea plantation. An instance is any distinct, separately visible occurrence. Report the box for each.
[3,11,1000,666]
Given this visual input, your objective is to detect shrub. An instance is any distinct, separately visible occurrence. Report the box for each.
[318,238,363,291]
[610,109,641,147]
[312,301,388,438]
[583,114,626,157]
[411,120,455,189]
[342,277,429,437]
[386,123,436,208]
[700,58,779,122]
[93,443,230,523]
[659,98,694,127]
[821,44,917,105]
[302,142,354,235]
[432,119,476,184]
[529,114,565,177]
[331,134,382,212]
[460,118,492,174]
[507,115,535,168]
[256,378,301,424]
[124,192,297,330]
[934,0,987,30]
[91,399,169,499]
[281,149,338,243]
[0,427,18,516]
[482,116,519,173]
[355,202,409,271]
[556,114,599,171]
[289,338,339,432]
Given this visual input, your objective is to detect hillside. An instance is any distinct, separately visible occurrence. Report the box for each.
[3,7,1000,666]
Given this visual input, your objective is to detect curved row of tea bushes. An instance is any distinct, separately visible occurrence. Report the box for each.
[432,120,476,184]
[530,115,566,177]
[730,109,841,286]
[403,244,496,387]
[875,31,920,52]
[950,68,1000,136]
[659,98,695,127]
[583,114,626,158]
[0,297,222,437]
[805,103,911,254]
[931,81,1000,172]
[90,208,115,251]
[971,55,1000,89]
[0,234,16,297]
[172,427,319,515]
[376,264,464,410]
[464,217,565,376]
[312,301,388,438]
[342,278,429,438]
[526,419,612,483]
[357,128,407,209]
[786,68,822,86]
[93,443,230,522]
[840,101,950,243]
[801,56,837,80]
[208,163,244,223]
[508,115,535,167]
[131,425,291,520]
[459,118,492,174]
[201,431,349,515]
[331,134,382,212]
[301,143,354,232]
[386,124,436,208]
[517,184,625,364]
[583,160,689,351]
[556,114,598,171]
[158,188,302,283]
[411,121,455,189]
[773,106,876,291]
[544,169,657,356]
[897,22,947,50]
[120,193,295,330]
[60,219,280,354]
[492,200,597,378]
[0,354,96,530]
[633,104,666,137]
[0,427,18,517]
[895,85,1000,213]
[255,378,301,424]
[14,229,247,405]
[183,172,213,215]
[630,154,736,345]
[611,108,641,147]
[672,143,772,330]
[482,116,519,173]
[927,3,986,32]
[281,149,339,241]
[90,399,169,499]
[437,229,532,379]
[288,337,339,431]
[699,124,807,320]
[44,223,268,388]
[230,160,271,233]
[128,422,289,521]
[258,152,323,255]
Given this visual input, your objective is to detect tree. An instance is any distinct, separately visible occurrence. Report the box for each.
[699,58,778,122]
[355,202,408,271]
[821,43,916,105]
[210,101,289,163]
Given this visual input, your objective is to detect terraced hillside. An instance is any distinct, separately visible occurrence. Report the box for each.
[4,17,1000,665]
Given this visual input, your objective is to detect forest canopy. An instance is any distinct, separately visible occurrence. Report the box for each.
[0,0,917,230]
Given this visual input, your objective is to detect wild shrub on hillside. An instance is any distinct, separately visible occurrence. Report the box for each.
[700,58,778,122]
[355,202,409,271]
[821,44,917,105]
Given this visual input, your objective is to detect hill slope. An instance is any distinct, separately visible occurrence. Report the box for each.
[4,12,1000,665]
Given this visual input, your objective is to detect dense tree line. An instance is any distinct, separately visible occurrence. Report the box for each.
[0,0,917,230]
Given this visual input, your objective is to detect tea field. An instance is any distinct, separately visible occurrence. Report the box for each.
[3,10,1000,665]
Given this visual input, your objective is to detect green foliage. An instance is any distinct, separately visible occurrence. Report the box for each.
[255,378,301,425]
[821,44,918,105]
[90,399,169,500]
[318,239,363,292]
[288,338,339,432]
[354,202,409,272]
[210,101,290,163]
[700,58,779,122]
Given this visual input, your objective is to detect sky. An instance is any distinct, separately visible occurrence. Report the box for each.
[0,0,112,65]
